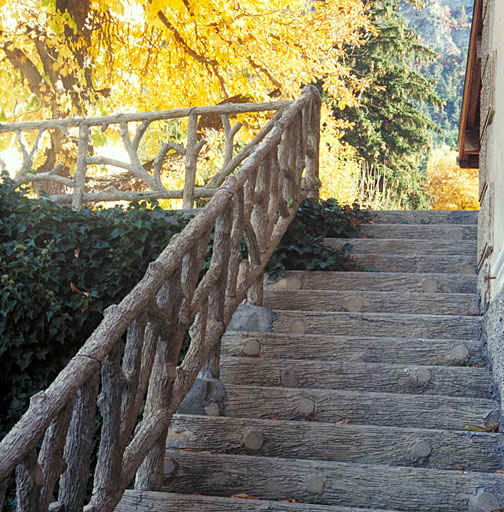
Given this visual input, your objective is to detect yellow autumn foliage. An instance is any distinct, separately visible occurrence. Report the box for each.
[0,0,372,201]
[425,150,479,210]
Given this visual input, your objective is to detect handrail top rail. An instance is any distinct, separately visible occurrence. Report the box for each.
[0,99,291,133]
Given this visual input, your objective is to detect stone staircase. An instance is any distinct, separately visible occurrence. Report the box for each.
[118,210,504,511]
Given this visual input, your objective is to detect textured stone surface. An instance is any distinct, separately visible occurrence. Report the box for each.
[168,414,502,472]
[221,332,485,366]
[227,303,276,332]
[484,288,504,414]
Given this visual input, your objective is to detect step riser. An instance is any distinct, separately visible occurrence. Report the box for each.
[265,290,479,316]
[169,415,502,472]
[352,254,477,273]
[222,385,498,430]
[360,224,477,240]
[221,333,485,366]
[370,210,478,225]
[267,271,477,294]
[325,238,477,256]
[219,357,493,398]
[118,490,396,512]
[163,451,504,511]
[272,311,482,340]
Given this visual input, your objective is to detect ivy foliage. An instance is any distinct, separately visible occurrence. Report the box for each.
[267,198,368,280]
[0,178,365,439]
[0,175,190,437]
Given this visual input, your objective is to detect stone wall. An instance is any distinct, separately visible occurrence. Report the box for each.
[479,0,504,411]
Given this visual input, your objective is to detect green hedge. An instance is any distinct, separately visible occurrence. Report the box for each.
[0,176,190,437]
[0,175,365,438]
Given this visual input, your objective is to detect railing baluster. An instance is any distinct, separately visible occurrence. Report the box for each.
[39,398,76,510]
[72,123,89,210]
[0,85,321,512]
[183,112,200,208]
[58,371,100,512]
[120,315,147,448]
[15,449,43,511]
[91,343,127,505]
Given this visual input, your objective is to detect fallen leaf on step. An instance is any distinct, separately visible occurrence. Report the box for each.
[337,418,350,424]
[281,498,302,503]
[464,424,498,433]
[495,470,504,474]
[231,493,259,500]
[489,509,504,512]
[257,354,266,358]
[191,492,200,495]
[457,466,464,471]
[180,448,196,452]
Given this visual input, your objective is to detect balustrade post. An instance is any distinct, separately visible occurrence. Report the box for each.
[72,123,89,210]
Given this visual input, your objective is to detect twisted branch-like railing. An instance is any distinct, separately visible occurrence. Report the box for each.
[0,98,291,209]
[0,85,321,511]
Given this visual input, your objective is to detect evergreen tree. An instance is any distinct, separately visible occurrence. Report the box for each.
[339,0,443,208]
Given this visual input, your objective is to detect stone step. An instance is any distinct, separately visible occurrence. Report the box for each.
[360,223,477,240]
[163,450,504,511]
[266,271,477,294]
[219,357,493,398]
[351,253,476,273]
[272,311,482,340]
[370,210,478,225]
[168,415,502,472]
[221,384,498,430]
[325,238,476,256]
[221,332,485,367]
[264,289,479,316]
[117,490,395,512]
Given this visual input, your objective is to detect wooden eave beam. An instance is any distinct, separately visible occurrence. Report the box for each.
[458,0,483,169]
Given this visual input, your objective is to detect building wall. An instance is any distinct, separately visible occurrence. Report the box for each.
[479,0,504,411]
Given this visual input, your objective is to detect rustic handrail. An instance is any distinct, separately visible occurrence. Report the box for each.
[0,99,291,209]
[0,85,321,511]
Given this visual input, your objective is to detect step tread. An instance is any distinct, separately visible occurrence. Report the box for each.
[221,332,484,366]
[221,384,498,430]
[351,253,476,273]
[370,210,478,224]
[117,490,396,512]
[264,289,479,316]
[325,237,477,255]
[267,271,477,293]
[359,224,477,240]
[219,357,493,398]
[163,450,504,511]
[272,310,482,339]
[169,414,502,472]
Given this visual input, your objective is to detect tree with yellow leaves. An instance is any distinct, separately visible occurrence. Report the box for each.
[425,150,479,210]
[0,0,372,198]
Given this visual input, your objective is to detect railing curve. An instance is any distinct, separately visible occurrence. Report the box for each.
[0,85,321,512]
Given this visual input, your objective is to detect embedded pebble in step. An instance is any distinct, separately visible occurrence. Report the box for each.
[243,339,261,356]
[285,275,302,290]
[165,458,176,476]
[281,369,300,388]
[203,402,221,417]
[468,490,500,512]
[243,429,264,451]
[306,476,325,495]
[289,320,306,335]
[460,264,476,275]
[416,368,432,384]
[345,296,364,313]
[421,278,439,293]
[412,440,432,459]
[298,397,315,416]
[450,344,470,364]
